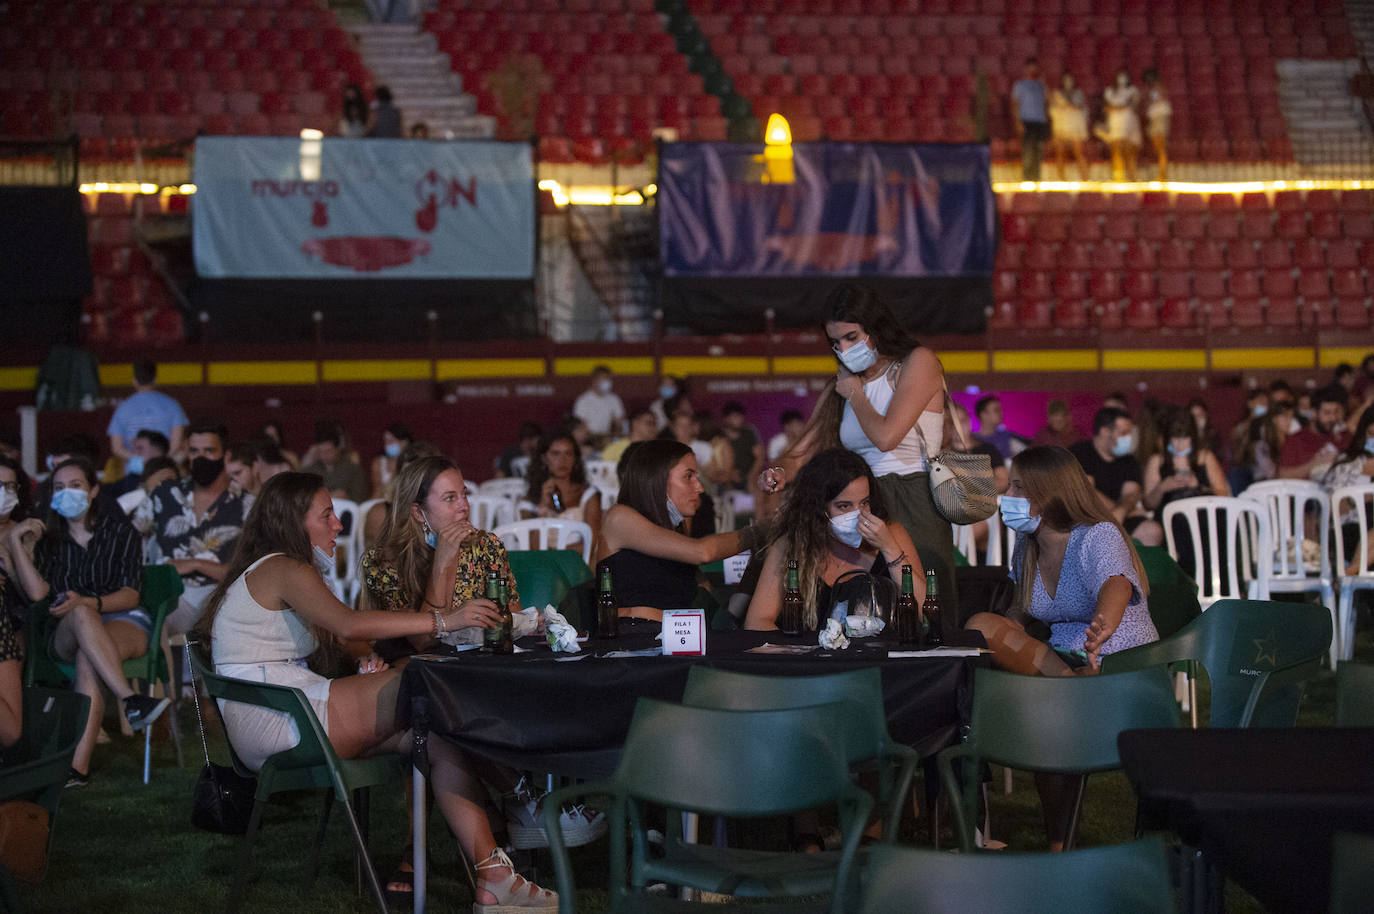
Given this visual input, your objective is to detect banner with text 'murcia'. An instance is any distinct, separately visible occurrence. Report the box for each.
[658,142,996,278]
[193,136,534,279]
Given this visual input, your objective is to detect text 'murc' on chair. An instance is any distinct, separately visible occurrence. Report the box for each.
[680,666,919,843]
[860,837,1177,914]
[0,687,90,900]
[23,563,185,784]
[186,643,405,914]
[939,666,1180,853]
[1102,599,1333,728]
[540,697,873,914]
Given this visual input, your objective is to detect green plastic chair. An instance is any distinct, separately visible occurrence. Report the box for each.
[938,666,1179,852]
[681,667,918,843]
[541,698,873,914]
[1134,543,1203,639]
[187,644,404,914]
[860,837,1177,914]
[0,688,90,882]
[23,564,185,783]
[1335,662,1374,726]
[506,549,591,614]
[1101,599,1332,727]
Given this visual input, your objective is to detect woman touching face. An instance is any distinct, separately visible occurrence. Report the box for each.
[542,438,577,482]
[665,455,704,520]
[303,489,345,556]
[418,468,470,531]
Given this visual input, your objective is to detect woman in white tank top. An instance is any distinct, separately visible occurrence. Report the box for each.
[201,471,557,912]
[771,282,958,614]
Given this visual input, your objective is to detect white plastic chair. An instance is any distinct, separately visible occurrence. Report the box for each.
[464,479,479,497]
[952,523,978,566]
[983,496,1015,567]
[1162,496,1272,610]
[356,497,387,555]
[330,498,362,606]
[493,518,594,564]
[585,459,619,492]
[1332,484,1374,661]
[468,495,512,531]
[479,478,528,521]
[599,484,619,511]
[1239,479,1338,666]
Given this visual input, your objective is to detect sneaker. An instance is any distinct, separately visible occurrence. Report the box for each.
[503,776,608,850]
[65,768,89,789]
[123,694,171,732]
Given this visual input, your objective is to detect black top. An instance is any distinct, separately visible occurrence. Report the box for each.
[40,512,142,599]
[814,551,889,622]
[602,548,697,610]
[1069,440,1141,503]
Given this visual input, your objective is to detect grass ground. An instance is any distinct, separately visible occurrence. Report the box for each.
[16,623,1371,913]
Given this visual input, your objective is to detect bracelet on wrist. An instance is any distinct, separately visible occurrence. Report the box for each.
[96,595,103,612]
[885,550,907,567]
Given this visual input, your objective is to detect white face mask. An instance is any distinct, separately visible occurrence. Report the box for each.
[1112,433,1134,457]
[837,339,878,374]
[829,509,863,548]
[666,498,684,527]
[1289,417,1303,435]
[312,544,335,579]
[596,378,613,394]
[0,488,16,518]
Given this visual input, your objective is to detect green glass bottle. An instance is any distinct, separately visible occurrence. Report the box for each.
[922,569,944,648]
[896,565,920,645]
[779,560,803,634]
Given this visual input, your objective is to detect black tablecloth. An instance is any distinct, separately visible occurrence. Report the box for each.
[397,630,984,778]
[1119,727,1374,914]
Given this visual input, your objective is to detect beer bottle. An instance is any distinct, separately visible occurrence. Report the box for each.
[596,563,619,640]
[779,560,803,634]
[895,564,920,645]
[482,570,504,652]
[490,575,514,654]
[922,569,944,648]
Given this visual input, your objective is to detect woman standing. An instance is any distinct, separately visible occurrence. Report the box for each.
[205,472,557,912]
[1101,69,1142,181]
[1049,73,1090,180]
[1142,68,1171,180]
[779,283,958,611]
[744,449,921,631]
[7,458,168,785]
[338,83,368,138]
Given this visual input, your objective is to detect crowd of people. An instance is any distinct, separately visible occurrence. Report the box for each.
[1,294,1371,901]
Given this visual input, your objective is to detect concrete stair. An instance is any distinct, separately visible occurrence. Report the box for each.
[1276,58,1374,172]
[349,23,495,139]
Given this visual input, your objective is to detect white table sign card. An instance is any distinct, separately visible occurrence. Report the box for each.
[661,609,706,656]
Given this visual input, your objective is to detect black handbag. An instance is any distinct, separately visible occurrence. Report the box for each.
[185,642,258,835]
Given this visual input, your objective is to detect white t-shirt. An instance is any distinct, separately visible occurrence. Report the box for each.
[572,389,626,436]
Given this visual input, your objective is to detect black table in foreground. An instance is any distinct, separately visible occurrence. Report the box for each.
[1119,727,1374,914]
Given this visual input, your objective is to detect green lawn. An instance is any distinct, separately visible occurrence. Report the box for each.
[16,624,1370,913]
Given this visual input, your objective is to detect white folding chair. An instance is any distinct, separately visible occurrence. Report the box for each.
[952,523,978,566]
[464,479,479,497]
[479,478,528,522]
[468,494,512,531]
[493,518,594,564]
[330,498,362,606]
[1240,479,1338,666]
[585,459,619,492]
[1162,495,1271,610]
[599,483,619,511]
[1332,484,1374,661]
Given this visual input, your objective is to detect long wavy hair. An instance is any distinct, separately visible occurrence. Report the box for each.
[770,448,888,630]
[1326,404,1374,477]
[0,454,34,522]
[367,455,461,612]
[198,472,333,659]
[42,458,102,544]
[1009,446,1149,620]
[524,431,588,504]
[787,282,925,460]
[617,439,692,530]
[1160,411,1203,480]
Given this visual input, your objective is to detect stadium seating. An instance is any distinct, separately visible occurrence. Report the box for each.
[991,187,1374,333]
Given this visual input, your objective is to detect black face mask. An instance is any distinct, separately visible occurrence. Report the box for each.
[190,457,225,488]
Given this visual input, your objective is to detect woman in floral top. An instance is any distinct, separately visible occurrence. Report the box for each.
[361,455,519,663]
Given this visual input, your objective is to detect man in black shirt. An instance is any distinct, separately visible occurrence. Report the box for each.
[1068,407,1154,539]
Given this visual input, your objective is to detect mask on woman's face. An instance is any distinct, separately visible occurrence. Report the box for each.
[50,487,89,519]
[384,442,402,459]
[1365,437,1374,457]
[658,384,676,400]
[1167,443,1193,458]
[1289,417,1303,435]
[1252,404,1268,417]
[828,509,863,548]
[999,495,1042,534]
[837,338,877,374]
[666,498,684,527]
[0,487,17,519]
[419,509,437,549]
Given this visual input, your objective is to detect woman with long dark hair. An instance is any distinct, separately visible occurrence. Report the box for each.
[522,430,602,547]
[203,472,556,912]
[0,455,34,749]
[1141,410,1229,512]
[778,282,957,609]
[1322,404,1374,573]
[7,458,164,785]
[744,448,921,631]
[338,82,368,137]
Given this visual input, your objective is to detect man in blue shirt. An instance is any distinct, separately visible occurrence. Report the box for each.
[1011,58,1049,181]
[106,358,188,463]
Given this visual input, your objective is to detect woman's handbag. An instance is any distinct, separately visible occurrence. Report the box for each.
[185,642,257,835]
[914,376,999,525]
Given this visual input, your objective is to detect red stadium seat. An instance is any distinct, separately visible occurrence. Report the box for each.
[1173,211,1206,240]
[1229,298,1265,328]
[988,300,1017,330]
[1267,297,1301,328]
[1053,271,1087,300]
[1240,211,1273,240]
[1054,299,1093,331]
[1060,242,1094,271]
[1333,268,1366,298]
[1096,301,1125,331]
[1068,212,1102,241]
[1229,270,1261,299]
[1137,211,1171,242]
[1311,211,1343,240]
[1326,240,1360,269]
[1191,240,1225,270]
[1201,299,1230,330]
[1124,300,1160,330]
[1159,298,1196,329]
[1024,242,1059,271]
[1335,299,1371,329]
[993,270,1018,300]
[995,244,1024,271]
[1343,211,1374,240]
[1292,239,1326,271]
[1158,270,1191,298]
[1088,271,1122,302]
[1158,239,1190,271]
[1016,301,1054,330]
[1274,210,1308,240]
[1123,241,1156,270]
[1258,240,1292,270]
[1261,271,1296,298]
[1206,212,1240,241]
[1001,213,1031,244]
[1103,212,1136,242]
[1019,271,1053,301]
[1123,271,1156,300]
[1192,271,1227,300]
[1297,269,1331,299]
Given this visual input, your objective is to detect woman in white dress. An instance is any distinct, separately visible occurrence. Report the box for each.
[1101,69,1142,181]
[1050,73,1090,180]
[1143,68,1172,180]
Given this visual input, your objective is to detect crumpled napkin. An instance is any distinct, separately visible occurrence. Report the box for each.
[844,615,885,638]
[819,618,850,650]
[543,605,580,653]
[513,607,542,638]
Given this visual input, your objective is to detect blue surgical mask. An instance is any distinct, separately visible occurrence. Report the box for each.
[384,443,402,459]
[828,509,863,548]
[999,495,1041,534]
[1252,404,1268,417]
[666,498,684,527]
[837,338,877,374]
[1112,433,1134,457]
[50,487,89,519]
[658,384,676,399]
[1365,437,1374,457]
[420,510,437,549]
[312,545,335,579]
[1167,443,1192,458]
[125,455,144,477]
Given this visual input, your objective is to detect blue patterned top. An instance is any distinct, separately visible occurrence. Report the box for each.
[1009,522,1158,656]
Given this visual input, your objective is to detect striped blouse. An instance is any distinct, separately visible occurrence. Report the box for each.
[41,512,143,599]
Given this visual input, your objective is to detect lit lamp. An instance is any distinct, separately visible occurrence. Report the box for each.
[762,112,794,184]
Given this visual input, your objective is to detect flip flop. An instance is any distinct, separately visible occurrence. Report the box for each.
[385,861,414,907]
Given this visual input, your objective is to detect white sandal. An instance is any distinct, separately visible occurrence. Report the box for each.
[473,848,558,913]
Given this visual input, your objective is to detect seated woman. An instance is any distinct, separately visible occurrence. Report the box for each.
[966,445,1157,677]
[6,458,169,785]
[361,441,441,551]
[1322,404,1374,575]
[369,421,414,500]
[0,455,34,750]
[204,472,556,912]
[521,431,602,553]
[744,448,922,632]
[596,440,766,628]
[1139,411,1229,554]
